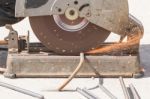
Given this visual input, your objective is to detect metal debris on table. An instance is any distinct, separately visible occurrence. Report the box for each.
[119,77,131,99]
[82,88,101,99]
[98,84,117,99]
[0,81,44,99]
[119,77,141,99]
[129,84,141,99]
[76,77,141,99]
[76,87,100,99]
[87,78,117,99]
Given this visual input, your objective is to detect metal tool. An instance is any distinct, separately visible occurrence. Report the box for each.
[119,77,131,99]
[0,81,44,99]
[82,88,101,99]
[98,84,117,99]
[129,84,141,99]
[76,87,99,99]
[88,78,117,99]
[0,0,144,79]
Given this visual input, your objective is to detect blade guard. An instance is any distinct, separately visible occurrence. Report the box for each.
[15,0,129,35]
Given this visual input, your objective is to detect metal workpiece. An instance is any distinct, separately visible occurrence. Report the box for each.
[87,78,102,90]
[129,84,141,99]
[98,84,117,99]
[88,78,117,99]
[76,87,99,99]
[119,77,131,99]
[0,81,44,99]
[76,88,93,99]
[82,88,100,99]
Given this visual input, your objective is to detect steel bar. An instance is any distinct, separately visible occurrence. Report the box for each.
[87,78,117,99]
[129,84,141,99]
[76,88,97,99]
[119,77,131,99]
[58,53,85,91]
[0,81,44,99]
[82,88,100,99]
[98,84,117,99]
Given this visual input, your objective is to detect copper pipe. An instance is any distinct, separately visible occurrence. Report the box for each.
[0,40,8,45]
[58,53,85,91]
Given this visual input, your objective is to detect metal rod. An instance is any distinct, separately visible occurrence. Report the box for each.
[82,88,100,99]
[0,81,44,99]
[98,84,117,99]
[119,77,130,99]
[76,88,97,99]
[129,84,141,99]
[58,53,85,91]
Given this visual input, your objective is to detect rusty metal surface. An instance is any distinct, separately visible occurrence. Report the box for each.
[29,16,110,55]
[0,81,44,99]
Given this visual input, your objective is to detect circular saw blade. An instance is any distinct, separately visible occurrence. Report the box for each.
[29,16,110,55]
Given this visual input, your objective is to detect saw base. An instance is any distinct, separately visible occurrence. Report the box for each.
[3,29,144,78]
[4,52,143,78]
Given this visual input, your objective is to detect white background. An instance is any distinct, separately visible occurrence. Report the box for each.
[0,0,149,44]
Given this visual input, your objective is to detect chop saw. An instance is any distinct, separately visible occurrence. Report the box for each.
[0,0,144,78]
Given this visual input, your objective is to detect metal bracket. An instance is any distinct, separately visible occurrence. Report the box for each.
[5,25,18,53]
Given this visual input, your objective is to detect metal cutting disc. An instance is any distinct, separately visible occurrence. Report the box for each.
[29,15,110,55]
